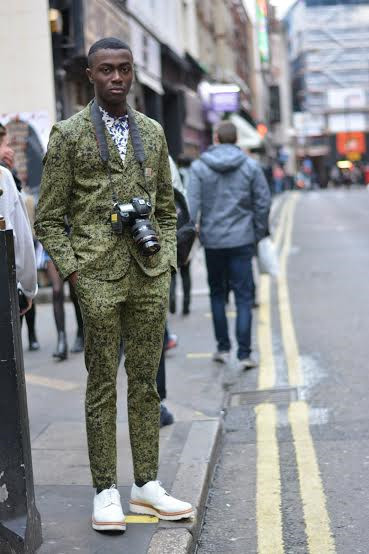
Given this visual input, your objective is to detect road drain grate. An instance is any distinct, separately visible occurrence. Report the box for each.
[230,387,299,407]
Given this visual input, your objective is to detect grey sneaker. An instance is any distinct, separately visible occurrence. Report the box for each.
[213,351,230,364]
[238,357,257,370]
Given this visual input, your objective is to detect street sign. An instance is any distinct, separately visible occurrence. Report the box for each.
[336,132,366,156]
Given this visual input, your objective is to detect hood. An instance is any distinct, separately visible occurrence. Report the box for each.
[200,144,245,173]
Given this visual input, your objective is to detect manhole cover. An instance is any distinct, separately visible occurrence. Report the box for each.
[230,387,299,407]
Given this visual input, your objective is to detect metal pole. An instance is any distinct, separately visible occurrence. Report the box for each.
[0,229,42,553]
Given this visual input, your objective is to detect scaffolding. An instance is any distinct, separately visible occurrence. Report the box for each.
[287,1,369,115]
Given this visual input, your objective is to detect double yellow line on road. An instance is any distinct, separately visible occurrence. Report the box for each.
[277,194,303,387]
[255,193,335,554]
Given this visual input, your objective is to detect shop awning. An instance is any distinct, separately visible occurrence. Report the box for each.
[135,68,164,96]
[230,113,263,150]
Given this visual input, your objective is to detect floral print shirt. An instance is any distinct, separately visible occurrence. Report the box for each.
[99,106,130,164]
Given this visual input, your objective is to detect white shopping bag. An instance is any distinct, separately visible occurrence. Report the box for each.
[257,237,279,277]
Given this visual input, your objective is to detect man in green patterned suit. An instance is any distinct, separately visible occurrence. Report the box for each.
[35,37,193,532]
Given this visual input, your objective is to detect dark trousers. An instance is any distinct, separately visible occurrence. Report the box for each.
[169,262,191,312]
[21,302,37,340]
[205,244,254,360]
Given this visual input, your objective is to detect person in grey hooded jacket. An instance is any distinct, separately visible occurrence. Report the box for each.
[187,121,270,369]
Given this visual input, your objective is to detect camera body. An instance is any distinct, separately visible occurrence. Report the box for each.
[111,197,161,257]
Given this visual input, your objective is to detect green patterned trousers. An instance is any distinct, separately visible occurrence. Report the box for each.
[76,260,170,489]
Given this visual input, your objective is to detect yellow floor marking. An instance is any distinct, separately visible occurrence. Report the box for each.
[289,401,336,553]
[277,193,303,387]
[274,195,291,249]
[25,373,79,391]
[125,515,158,524]
[257,195,291,390]
[256,403,284,554]
[186,353,212,359]
[257,275,275,389]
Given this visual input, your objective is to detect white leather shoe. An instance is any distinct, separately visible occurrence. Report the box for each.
[129,481,194,521]
[213,351,230,364]
[92,485,126,532]
[238,357,258,370]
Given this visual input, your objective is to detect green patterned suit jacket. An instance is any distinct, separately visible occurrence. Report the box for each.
[35,102,177,281]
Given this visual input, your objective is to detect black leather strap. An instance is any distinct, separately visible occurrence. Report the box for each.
[90,98,150,201]
[91,98,146,166]
[91,99,110,163]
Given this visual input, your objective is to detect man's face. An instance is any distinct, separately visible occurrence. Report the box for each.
[0,134,15,168]
[86,48,133,107]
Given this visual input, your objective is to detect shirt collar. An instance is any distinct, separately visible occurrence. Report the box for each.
[99,106,128,128]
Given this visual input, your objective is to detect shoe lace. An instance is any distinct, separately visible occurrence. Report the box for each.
[107,484,119,504]
[155,481,170,497]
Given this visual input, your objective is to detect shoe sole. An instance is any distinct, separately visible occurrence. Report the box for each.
[53,353,68,360]
[129,501,194,521]
[239,362,257,370]
[92,519,126,532]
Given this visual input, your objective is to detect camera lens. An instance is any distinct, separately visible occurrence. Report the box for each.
[131,220,161,257]
[142,240,161,256]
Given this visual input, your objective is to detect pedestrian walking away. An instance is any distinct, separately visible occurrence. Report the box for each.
[169,155,193,315]
[35,36,193,535]
[187,121,271,370]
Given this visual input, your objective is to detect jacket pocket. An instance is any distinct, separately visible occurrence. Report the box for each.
[71,224,127,277]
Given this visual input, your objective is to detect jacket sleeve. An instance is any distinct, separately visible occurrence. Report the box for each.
[251,164,271,243]
[34,124,78,280]
[2,169,38,298]
[14,193,38,298]
[155,128,177,272]
[187,162,202,224]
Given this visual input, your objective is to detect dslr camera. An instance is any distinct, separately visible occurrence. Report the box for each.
[111,197,161,257]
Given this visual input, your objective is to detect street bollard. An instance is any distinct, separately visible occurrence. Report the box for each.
[0,228,42,553]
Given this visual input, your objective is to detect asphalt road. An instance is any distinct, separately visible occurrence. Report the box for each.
[197,189,369,554]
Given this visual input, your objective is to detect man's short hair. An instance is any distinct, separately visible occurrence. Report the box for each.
[0,124,6,146]
[217,121,237,144]
[88,37,132,67]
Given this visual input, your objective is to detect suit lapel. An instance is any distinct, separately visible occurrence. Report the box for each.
[84,99,140,177]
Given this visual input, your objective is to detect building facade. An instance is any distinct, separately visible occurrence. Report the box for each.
[0,0,56,190]
[285,0,369,182]
[1,0,288,189]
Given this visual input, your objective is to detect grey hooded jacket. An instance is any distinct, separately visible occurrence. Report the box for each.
[187,144,271,249]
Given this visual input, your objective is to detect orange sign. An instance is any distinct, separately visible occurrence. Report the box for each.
[336,132,366,155]
[257,123,268,138]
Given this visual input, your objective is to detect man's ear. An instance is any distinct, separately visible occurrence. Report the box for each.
[86,67,94,84]
[213,132,219,145]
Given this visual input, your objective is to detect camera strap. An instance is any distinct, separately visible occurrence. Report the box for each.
[90,98,150,203]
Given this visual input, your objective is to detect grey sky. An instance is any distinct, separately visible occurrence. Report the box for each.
[270,0,297,17]
[243,0,297,21]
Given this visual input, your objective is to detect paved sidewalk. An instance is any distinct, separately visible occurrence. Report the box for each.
[22,248,225,553]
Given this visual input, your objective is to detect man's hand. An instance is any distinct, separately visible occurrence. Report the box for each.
[20,296,32,316]
[68,271,79,288]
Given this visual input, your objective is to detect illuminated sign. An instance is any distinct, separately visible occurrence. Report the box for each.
[257,123,268,137]
[336,132,366,155]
